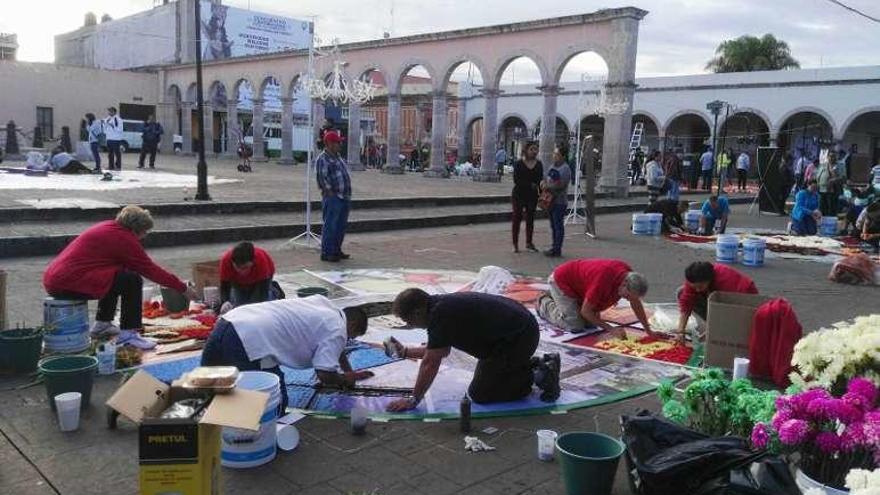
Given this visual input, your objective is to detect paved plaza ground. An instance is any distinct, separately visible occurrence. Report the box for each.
[1,201,874,494]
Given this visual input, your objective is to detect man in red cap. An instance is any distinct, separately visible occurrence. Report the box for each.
[316,129,352,262]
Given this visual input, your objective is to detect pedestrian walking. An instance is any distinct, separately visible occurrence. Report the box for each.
[700,147,714,190]
[736,150,751,192]
[645,151,666,203]
[85,113,104,172]
[511,141,543,253]
[315,130,352,263]
[104,107,123,170]
[543,143,571,258]
[495,145,507,177]
[138,115,163,169]
[663,149,683,201]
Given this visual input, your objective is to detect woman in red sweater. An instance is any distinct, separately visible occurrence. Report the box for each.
[43,205,198,338]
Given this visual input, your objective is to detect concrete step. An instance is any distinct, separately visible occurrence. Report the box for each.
[0,195,752,258]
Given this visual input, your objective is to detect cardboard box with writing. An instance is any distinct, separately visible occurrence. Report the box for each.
[192,260,221,300]
[107,371,268,495]
[705,291,772,369]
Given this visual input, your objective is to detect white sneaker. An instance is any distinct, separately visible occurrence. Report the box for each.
[90,321,121,338]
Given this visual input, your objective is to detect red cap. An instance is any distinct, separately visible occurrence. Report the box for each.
[322,130,345,144]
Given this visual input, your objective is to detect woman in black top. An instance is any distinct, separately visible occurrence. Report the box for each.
[512,141,543,253]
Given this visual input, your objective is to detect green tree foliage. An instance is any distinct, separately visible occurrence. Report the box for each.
[706,34,800,73]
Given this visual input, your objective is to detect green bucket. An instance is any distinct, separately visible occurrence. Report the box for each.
[296,287,329,298]
[0,328,44,373]
[38,355,98,411]
[556,432,625,495]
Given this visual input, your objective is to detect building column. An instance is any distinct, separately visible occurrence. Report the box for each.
[278,97,295,165]
[425,91,449,178]
[474,88,501,182]
[538,85,561,168]
[347,102,364,171]
[251,98,267,162]
[456,97,468,162]
[599,82,637,197]
[225,99,239,158]
[383,93,403,174]
[181,102,194,155]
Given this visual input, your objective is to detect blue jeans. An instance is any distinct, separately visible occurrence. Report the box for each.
[548,203,566,254]
[791,215,817,236]
[90,142,101,170]
[321,196,351,257]
[106,140,122,170]
[666,179,680,201]
[701,169,713,190]
[202,319,288,413]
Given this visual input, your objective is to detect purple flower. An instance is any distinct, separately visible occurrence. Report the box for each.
[843,392,871,412]
[816,431,842,454]
[772,409,792,431]
[806,398,863,424]
[751,423,770,449]
[778,419,811,445]
[790,388,830,416]
[847,378,878,406]
[864,411,880,445]
[841,422,867,452]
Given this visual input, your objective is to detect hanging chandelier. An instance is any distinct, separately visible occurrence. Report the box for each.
[300,60,377,105]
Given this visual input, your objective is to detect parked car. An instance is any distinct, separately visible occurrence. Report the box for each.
[119,119,145,152]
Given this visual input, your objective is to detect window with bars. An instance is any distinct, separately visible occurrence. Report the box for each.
[36,106,53,140]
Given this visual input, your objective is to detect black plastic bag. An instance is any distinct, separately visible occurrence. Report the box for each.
[696,457,800,495]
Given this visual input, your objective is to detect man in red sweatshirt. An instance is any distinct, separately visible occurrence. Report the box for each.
[677,261,758,343]
[43,205,198,340]
[218,241,279,313]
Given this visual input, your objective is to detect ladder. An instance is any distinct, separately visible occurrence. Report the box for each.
[627,122,644,164]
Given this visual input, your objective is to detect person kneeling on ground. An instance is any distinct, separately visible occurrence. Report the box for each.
[676,261,758,344]
[857,201,880,253]
[538,259,654,336]
[385,289,560,412]
[49,147,92,174]
[43,205,199,342]
[700,195,730,235]
[218,241,281,313]
[644,199,690,234]
[202,296,374,412]
[791,179,821,236]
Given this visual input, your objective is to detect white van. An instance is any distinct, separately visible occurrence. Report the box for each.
[119,119,144,152]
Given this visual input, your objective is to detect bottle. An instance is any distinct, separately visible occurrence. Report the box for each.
[459,395,471,434]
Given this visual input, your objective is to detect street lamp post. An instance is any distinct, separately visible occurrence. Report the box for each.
[193,1,211,201]
[706,100,726,195]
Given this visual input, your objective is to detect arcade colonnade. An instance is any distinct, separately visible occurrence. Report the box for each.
[158,7,647,197]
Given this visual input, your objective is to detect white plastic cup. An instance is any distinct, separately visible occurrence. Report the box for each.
[537,429,558,461]
[55,392,82,432]
[203,286,220,307]
[350,404,368,435]
[733,357,750,380]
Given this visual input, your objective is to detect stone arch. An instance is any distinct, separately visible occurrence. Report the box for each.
[352,64,391,88]
[840,106,880,138]
[437,56,490,93]
[720,107,772,133]
[631,110,662,135]
[499,112,531,130]
[207,81,227,108]
[491,49,550,90]
[550,47,611,86]
[499,113,531,160]
[166,84,182,103]
[257,75,281,100]
[663,110,713,132]
[775,107,837,137]
[232,78,255,102]
[392,59,438,94]
[534,115,572,145]
[184,82,198,103]
[286,74,302,99]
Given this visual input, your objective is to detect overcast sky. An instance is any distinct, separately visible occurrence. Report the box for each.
[3,0,878,80]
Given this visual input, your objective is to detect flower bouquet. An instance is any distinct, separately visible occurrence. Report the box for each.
[790,315,880,394]
[657,368,778,437]
[750,377,880,490]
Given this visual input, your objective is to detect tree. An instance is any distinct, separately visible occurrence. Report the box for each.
[706,34,800,73]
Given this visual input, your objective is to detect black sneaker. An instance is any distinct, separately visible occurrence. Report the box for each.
[538,353,561,402]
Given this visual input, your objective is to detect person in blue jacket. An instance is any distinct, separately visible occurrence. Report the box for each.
[791,179,821,235]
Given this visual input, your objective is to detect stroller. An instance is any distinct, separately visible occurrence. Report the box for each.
[234,126,253,173]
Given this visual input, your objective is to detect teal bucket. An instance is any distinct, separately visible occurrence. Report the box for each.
[0,328,43,373]
[556,432,625,495]
[38,355,98,411]
[296,287,329,298]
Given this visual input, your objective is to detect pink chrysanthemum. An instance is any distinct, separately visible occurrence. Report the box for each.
[772,409,792,431]
[841,422,867,452]
[751,422,770,449]
[816,431,842,454]
[847,377,878,406]
[778,419,811,445]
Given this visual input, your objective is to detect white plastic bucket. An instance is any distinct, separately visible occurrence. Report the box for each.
[55,392,82,432]
[716,234,739,264]
[43,298,90,354]
[646,213,663,236]
[685,211,701,233]
[741,238,766,267]
[632,214,651,235]
[221,371,281,469]
[820,216,838,237]
[537,429,558,461]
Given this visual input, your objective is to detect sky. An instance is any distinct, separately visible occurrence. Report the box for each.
[2,0,878,81]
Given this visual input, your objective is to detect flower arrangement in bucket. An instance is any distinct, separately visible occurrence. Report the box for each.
[834,467,880,495]
[750,377,880,491]
[656,368,779,437]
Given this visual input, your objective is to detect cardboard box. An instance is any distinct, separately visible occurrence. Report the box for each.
[192,260,221,299]
[705,291,772,369]
[107,371,268,495]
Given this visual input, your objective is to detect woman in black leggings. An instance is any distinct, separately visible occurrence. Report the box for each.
[511,141,543,253]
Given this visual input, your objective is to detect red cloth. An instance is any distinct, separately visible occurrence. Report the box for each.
[553,259,631,312]
[43,220,186,298]
[678,263,758,314]
[219,246,275,287]
[749,298,802,387]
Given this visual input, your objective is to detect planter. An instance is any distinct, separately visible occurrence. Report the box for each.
[0,328,43,373]
[556,432,625,495]
[796,468,849,495]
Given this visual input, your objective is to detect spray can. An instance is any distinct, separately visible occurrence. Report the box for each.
[459,395,471,434]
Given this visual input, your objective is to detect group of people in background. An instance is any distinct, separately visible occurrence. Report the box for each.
[83,108,164,173]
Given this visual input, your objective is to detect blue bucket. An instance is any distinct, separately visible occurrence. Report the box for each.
[632,214,651,235]
[820,216,837,237]
[43,298,90,353]
[685,211,701,233]
[742,238,766,267]
[715,234,739,264]
[646,213,663,236]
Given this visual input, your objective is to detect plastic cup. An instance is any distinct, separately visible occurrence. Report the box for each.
[203,286,220,306]
[55,392,82,432]
[350,405,368,435]
[733,357,750,380]
[537,429,558,461]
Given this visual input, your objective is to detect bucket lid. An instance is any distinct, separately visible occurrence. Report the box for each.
[237,371,281,393]
[38,355,98,373]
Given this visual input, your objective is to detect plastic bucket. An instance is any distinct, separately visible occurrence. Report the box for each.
[685,210,701,233]
[631,214,651,236]
[55,392,82,432]
[38,355,97,411]
[820,216,838,237]
[296,287,329,298]
[221,371,281,468]
[646,213,663,236]
[556,432,625,495]
[0,328,44,373]
[715,234,739,264]
[42,298,89,354]
[160,287,189,313]
[741,238,766,267]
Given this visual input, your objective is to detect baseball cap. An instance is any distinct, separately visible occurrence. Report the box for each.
[322,130,345,144]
